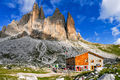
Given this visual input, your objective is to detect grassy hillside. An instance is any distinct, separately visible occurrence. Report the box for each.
[80,40,120,56]
[98,45,120,56]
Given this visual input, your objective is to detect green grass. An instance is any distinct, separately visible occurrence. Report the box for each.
[38,76,59,80]
[0,65,49,80]
[115,75,120,80]
[38,76,73,80]
[0,65,48,74]
[0,75,18,80]
[98,68,120,80]
[74,71,91,80]
[98,63,120,79]
[98,45,120,56]
[81,39,120,56]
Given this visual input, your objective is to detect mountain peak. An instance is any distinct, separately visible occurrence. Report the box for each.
[33,3,39,11]
[51,8,65,22]
[54,8,60,14]
[67,12,77,40]
[1,4,83,41]
[39,6,45,19]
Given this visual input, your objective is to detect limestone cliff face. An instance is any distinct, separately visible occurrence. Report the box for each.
[32,3,39,22]
[77,32,83,40]
[66,12,77,40]
[43,8,67,40]
[19,13,31,26]
[5,20,19,35]
[2,26,6,33]
[0,26,8,38]
[39,6,45,19]
[1,3,82,41]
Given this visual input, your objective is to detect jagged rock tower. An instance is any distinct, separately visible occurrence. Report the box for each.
[32,3,40,22]
[0,2,83,41]
[42,8,67,40]
[39,6,45,19]
[67,12,77,40]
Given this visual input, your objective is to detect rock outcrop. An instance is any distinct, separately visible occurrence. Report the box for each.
[77,32,83,40]
[19,13,31,25]
[39,6,45,19]
[2,26,6,33]
[43,8,67,40]
[0,26,8,38]
[66,12,77,40]
[32,3,40,22]
[0,2,119,67]
[0,36,87,66]
[0,2,82,41]
[5,20,19,36]
[50,8,65,23]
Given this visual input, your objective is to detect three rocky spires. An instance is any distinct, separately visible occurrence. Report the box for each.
[0,2,82,41]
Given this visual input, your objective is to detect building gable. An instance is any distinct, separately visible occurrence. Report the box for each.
[88,51,104,59]
[75,52,88,65]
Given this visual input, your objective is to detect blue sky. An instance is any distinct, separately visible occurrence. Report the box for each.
[0,0,120,44]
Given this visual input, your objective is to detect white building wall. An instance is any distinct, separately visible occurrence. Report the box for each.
[88,53,103,70]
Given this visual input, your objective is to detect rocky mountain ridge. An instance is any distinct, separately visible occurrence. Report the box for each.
[0,2,119,66]
[0,35,119,66]
[0,3,82,41]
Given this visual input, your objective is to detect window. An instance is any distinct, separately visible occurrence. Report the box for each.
[85,59,88,62]
[91,60,94,63]
[99,60,101,62]
[92,66,94,69]
[84,66,88,69]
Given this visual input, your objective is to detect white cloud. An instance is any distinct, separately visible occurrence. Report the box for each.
[99,0,120,22]
[11,14,20,21]
[73,0,98,7]
[114,38,120,44]
[41,0,62,16]
[18,0,35,14]
[7,3,16,8]
[76,28,81,33]
[95,32,98,36]
[96,37,100,41]
[85,38,90,42]
[42,4,54,16]
[77,15,86,24]
[50,0,61,8]
[111,25,120,36]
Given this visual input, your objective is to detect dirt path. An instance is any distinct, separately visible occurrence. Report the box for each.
[17,72,65,78]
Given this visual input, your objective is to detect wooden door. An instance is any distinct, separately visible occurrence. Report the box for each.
[91,66,94,71]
